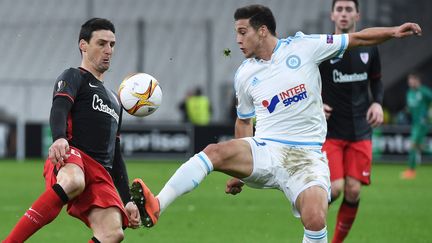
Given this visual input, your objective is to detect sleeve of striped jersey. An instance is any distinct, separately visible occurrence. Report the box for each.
[369,47,383,104]
[234,68,255,119]
[311,34,349,64]
[50,96,73,141]
[110,137,132,205]
[52,68,81,103]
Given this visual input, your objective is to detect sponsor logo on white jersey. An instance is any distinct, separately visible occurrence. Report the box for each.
[262,83,308,113]
[251,77,261,86]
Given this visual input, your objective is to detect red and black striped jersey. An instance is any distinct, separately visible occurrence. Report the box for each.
[51,67,122,168]
[319,46,383,141]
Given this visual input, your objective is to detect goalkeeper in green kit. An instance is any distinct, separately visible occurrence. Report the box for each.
[401,72,432,179]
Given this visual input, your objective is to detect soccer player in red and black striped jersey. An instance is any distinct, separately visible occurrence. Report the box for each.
[319,1,384,242]
[3,18,140,243]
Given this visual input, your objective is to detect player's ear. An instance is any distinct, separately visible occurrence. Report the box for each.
[79,39,87,53]
[259,25,267,37]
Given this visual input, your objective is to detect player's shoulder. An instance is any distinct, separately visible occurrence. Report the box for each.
[234,59,254,82]
[289,31,322,41]
[281,32,323,50]
[57,67,86,82]
[421,85,432,93]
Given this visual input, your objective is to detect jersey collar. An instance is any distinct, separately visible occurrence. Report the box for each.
[254,39,282,64]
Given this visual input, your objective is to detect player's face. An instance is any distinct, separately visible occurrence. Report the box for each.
[235,19,262,58]
[331,1,359,33]
[82,30,116,74]
[408,75,420,89]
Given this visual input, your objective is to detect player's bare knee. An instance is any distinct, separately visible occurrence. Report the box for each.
[302,210,326,231]
[203,143,224,168]
[57,174,85,198]
[331,187,342,200]
[344,187,360,202]
[344,181,361,202]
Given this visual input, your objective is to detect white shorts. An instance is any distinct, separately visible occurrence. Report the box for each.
[241,137,330,217]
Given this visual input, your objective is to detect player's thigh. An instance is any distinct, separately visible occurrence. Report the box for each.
[410,125,421,144]
[88,207,124,242]
[238,138,283,189]
[412,124,428,146]
[345,140,372,185]
[280,148,330,217]
[205,138,253,178]
[322,139,345,181]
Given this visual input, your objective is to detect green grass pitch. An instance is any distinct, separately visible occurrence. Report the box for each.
[1,160,431,242]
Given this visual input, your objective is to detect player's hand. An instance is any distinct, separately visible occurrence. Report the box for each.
[48,138,70,166]
[125,201,141,229]
[225,178,245,195]
[323,104,333,120]
[367,102,384,127]
[394,23,422,38]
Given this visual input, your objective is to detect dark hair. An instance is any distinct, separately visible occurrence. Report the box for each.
[234,4,276,36]
[332,0,359,12]
[79,18,115,44]
[408,71,422,80]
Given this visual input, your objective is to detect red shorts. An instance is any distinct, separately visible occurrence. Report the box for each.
[43,146,129,228]
[322,139,372,185]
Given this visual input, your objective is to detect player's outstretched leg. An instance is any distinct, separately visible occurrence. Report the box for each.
[130,178,160,228]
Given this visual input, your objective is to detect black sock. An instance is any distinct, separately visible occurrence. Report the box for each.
[52,183,69,203]
[342,197,359,207]
[90,236,101,243]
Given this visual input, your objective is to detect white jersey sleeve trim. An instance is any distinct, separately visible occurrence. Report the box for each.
[335,34,349,58]
[237,110,255,119]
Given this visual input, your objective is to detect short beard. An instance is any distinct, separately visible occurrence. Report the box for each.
[97,64,109,74]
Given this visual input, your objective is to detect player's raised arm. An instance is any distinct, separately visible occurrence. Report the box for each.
[348,22,422,49]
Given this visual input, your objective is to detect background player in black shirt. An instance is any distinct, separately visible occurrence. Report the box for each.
[319,1,384,242]
[3,18,140,243]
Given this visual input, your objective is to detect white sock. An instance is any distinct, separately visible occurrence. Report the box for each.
[156,151,213,213]
[303,227,328,243]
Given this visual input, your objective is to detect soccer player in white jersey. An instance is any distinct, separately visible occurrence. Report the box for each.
[130,4,421,243]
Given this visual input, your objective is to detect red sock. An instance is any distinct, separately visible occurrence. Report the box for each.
[332,199,359,243]
[3,184,67,243]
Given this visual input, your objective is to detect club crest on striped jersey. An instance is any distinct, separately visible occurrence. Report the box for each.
[360,52,369,64]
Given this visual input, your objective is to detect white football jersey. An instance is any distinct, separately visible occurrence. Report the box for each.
[235,32,349,148]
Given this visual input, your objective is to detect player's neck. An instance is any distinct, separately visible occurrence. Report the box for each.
[80,63,104,81]
[335,26,356,34]
[255,37,278,61]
